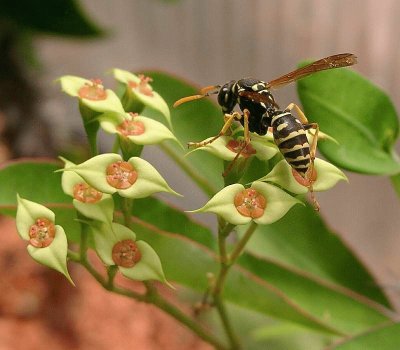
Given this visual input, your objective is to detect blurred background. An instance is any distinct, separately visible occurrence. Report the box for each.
[1,0,400,348]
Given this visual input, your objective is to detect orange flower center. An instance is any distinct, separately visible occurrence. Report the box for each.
[112,239,142,267]
[106,161,138,189]
[116,113,145,136]
[292,167,318,187]
[226,140,256,158]
[73,183,103,203]
[78,78,107,101]
[234,188,266,218]
[128,74,154,97]
[29,218,56,248]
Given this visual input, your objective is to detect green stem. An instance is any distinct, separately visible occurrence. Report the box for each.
[121,197,133,228]
[211,221,241,349]
[67,250,227,350]
[211,222,258,349]
[214,294,241,350]
[159,142,217,197]
[229,221,258,263]
[112,136,120,153]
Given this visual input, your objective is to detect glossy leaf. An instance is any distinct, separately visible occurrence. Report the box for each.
[237,204,391,307]
[297,66,400,175]
[131,212,392,335]
[0,159,80,242]
[0,160,393,336]
[141,71,225,196]
[329,322,400,350]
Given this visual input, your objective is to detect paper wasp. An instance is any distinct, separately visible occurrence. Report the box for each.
[174,53,357,209]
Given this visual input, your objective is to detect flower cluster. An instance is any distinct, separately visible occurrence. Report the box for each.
[15,68,347,287]
[188,126,346,222]
[16,69,181,285]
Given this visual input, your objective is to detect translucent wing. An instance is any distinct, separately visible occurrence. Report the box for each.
[266,53,357,89]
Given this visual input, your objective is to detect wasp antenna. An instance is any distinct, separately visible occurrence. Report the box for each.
[173,94,206,108]
[200,84,221,96]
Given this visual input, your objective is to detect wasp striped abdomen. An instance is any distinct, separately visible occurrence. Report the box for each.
[271,112,311,177]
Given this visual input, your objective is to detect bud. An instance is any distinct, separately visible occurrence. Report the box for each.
[189,182,301,225]
[61,154,181,199]
[58,75,125,114]
[187,135,278,162]
[60,157,114,223]
[257,158,347,194]
[90,222,170,285]
[112,68,172,128]
[99,112,179,146]
[16,195,74,284]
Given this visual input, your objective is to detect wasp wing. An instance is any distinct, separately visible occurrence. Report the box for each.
[238,91,280,108]
[266,53,357,89]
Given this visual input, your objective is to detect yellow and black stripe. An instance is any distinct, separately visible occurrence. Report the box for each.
[271,112,311,177]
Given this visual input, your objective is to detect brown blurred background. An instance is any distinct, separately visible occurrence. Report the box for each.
[1,0,400,348]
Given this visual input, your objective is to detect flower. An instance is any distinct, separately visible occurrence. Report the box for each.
[58,76,125,115]
[187,135,278,162]
[189,181,301,225]
[257,158,347,194]
[15,195,74,284]
[90,222,169,284]
[112,68,172,128]
[60,158,114,223]
[60,154,181,199]
[99,111,179,146]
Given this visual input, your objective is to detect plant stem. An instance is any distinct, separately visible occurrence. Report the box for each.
[67,250,227,350]
[121,197,133,228]
[211,221,259,349]
[229,221,258,264]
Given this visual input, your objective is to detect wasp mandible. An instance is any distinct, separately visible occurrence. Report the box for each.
[174,53,357,210]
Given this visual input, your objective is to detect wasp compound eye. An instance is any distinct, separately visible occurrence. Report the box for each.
[217,80,237,113]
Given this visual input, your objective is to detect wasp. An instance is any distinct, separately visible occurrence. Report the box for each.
[174,53,357,210]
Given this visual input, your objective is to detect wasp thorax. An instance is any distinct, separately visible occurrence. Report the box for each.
[78,79,107,101]
[106,161,138,189]
[128,74,154,97]
[117,113,145,136]
[29,218,56,248]
[234,189,267,219]
[73,183,103,203]
[112,239,141,267]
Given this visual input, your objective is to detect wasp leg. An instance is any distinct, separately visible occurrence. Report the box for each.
[187,112,239,148]
[222,109,251,177]
[285,103,321,211]
[304,122,320,211]
[284,102,309,124]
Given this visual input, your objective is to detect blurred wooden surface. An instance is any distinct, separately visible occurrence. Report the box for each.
[36,0,400,305]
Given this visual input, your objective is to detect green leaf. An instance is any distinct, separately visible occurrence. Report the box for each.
[132,214,392,336]
[297,65,400,175]
[238,204,391,307]
[0,159,80,242]
[129,196,216,249]
[329,322,400,350]
[0,0,103,37]
[0,159,70,210]
[141,71,225,196]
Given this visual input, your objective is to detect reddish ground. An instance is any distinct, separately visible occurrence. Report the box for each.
[0,216,212,350]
